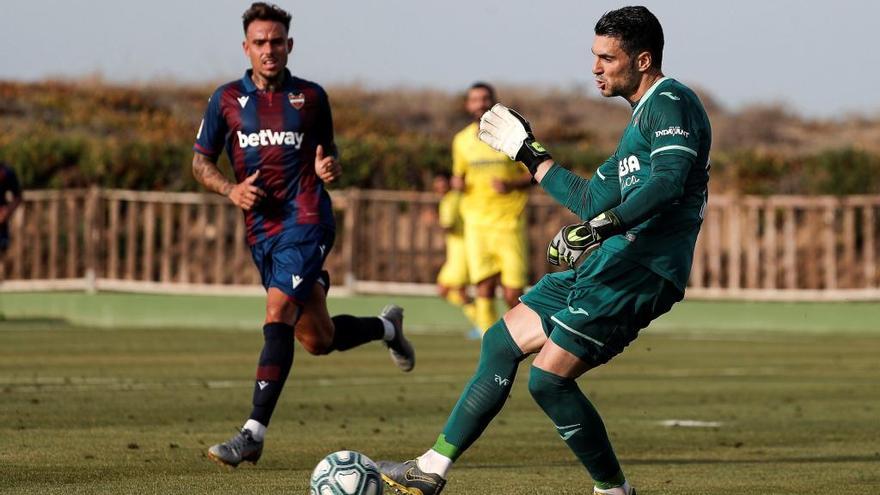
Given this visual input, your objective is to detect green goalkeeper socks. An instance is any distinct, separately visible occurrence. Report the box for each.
[528,366,625,488]
[432,319,525,460]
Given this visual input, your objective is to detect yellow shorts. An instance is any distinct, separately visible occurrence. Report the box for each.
[464,222,528,289]
[437,235,470,288]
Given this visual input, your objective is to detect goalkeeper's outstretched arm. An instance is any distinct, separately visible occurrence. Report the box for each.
[477,103,622,221]
[479,103,694,229]
[541,152,692,230]
[539,161,620,222]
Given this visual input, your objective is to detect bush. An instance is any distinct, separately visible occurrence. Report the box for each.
[2,80,880,194]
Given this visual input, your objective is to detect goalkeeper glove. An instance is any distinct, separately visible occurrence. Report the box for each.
[478,103,552,176]
[547,211,623,267]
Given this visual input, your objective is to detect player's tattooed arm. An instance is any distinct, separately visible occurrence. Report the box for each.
[192,153,233,196]
[192,153,265,211]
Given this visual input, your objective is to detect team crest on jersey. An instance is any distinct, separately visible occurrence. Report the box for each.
[288,92,305,109]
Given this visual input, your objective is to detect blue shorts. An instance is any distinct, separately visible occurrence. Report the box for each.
[250,226,335,303]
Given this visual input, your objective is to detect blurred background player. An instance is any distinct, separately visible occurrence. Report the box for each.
[0,162,22,263]
[452,82,533,334]
[432,172,480,337]
[190,2,415,468]
[378,6,710,495]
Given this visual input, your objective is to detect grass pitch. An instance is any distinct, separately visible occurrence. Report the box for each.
[1,294,879,494]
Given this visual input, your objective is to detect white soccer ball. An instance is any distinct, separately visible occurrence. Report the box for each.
[309,450,383,495]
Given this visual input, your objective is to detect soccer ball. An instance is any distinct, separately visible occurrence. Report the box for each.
[309,450,383,495]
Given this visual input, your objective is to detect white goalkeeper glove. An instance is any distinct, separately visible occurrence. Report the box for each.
[478,103,552,176]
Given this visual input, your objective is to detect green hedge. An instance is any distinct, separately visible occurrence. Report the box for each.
[1,80,879,195]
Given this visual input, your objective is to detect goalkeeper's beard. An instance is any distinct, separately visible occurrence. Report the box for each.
[603,60,642,99]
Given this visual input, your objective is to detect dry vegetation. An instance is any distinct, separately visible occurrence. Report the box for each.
[1,78,879,194]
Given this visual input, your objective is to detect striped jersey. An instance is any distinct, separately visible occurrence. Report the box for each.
[194,69,336,245]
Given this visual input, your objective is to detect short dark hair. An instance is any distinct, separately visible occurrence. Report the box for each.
[595,6,664,70]
[468,82,496,101]
[242,2,292,34]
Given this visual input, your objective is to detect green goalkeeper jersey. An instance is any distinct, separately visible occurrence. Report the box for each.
[542,77,711,292]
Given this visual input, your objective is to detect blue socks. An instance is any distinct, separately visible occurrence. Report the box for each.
[249,322,295,426]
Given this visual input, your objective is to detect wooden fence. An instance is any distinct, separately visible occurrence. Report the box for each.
[1,188,879,300]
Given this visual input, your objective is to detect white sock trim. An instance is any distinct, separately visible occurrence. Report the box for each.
[417,449,452,478]
[379,317,396,341]
[243,419,267,442]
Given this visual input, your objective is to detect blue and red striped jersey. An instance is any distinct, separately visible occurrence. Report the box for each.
[194,69,336,245]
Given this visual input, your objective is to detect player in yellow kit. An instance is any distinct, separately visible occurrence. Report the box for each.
[452,82,532,333]
[433,172,479,333]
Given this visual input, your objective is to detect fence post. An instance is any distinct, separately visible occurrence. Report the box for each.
[342,188,359,291]
[823,198,837,289]
[865,204,877,288]
[142,201,156,281]
[84,186,100,294]
[762,198,777,289]
[783,205,797,289]
[727,196,741,289]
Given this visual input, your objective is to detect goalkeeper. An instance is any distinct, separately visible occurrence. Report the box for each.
[377,6,711,495]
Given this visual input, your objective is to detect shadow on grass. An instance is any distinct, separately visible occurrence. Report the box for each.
[458,454,880,470]
[0,317,73,331]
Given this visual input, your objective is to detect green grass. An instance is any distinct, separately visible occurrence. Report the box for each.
[1,294,879,494]
[2,291,879,333]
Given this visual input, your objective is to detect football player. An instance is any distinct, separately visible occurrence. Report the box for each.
[378,7,711,495]
[191,2,415,468]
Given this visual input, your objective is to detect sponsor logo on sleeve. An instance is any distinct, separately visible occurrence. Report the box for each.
[659,91,680,100]
[655,126,690,139]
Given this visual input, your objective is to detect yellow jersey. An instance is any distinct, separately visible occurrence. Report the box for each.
[438,190,464,237]
[452,122,528,228]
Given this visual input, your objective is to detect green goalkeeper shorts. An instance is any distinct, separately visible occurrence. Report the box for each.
[520,249,683,367]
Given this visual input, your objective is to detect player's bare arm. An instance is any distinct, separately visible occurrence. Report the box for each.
[0,177,22,224]
[0,199,20,224]
[191,153,265,211]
